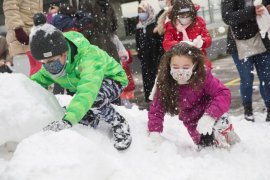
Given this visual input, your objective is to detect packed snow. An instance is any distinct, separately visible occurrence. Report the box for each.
[0,73,270,180]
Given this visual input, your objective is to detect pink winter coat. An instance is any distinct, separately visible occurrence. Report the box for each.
[148,69,231,144]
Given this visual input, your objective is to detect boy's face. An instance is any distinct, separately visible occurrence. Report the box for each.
[41,51,68,65]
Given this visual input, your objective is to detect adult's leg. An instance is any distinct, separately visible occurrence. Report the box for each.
[231,53,255,121]
[253,52,270,121]
[253,52,270,104]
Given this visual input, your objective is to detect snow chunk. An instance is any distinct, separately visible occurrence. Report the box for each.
[218,26,226,34]
[30,23,59,42]
[1,130,119,180]
[0,74,64,146]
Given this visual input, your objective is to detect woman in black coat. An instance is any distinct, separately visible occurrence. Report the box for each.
[136,1,164,103]
[76,0,119,62]
[221,0,270,122]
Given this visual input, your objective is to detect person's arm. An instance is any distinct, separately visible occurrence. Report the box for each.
[162,22,179,51]
[3,0,25,30]
[63,47,127,125]
[30,68,54,89]
[197,17,212,49]
[148,90,166,133]
[221,0,256,26]
[63,53,104,125]
[203,70,231,120]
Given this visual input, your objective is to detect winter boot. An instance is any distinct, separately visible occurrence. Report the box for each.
[111,115,132,150]
[213,114,240,148]
[79,110,100,128]
[266,106,270,122]
[243,103,255,122]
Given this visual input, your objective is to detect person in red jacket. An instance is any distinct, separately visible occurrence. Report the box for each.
[163,0,212,68]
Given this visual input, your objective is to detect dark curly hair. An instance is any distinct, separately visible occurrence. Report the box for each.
[156,42,206,115]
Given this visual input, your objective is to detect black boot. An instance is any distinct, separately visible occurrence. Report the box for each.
[111,114,132,150]
[79,110,100,128]
[243,103,255,122]
[266,106,270,122]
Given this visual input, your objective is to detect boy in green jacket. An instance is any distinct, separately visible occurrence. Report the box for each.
[30,23,131,150]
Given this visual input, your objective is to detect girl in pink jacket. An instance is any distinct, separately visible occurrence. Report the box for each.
[148,42,240,148]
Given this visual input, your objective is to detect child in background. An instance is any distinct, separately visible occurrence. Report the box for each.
[46,5,59,24]
[163,0,212,68]
[111,35,135,109]
[148,42,240,149]
[120,50,135,109]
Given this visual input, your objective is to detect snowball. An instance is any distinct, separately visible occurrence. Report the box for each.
[218,26,226,34]
[254,0,262,6]
[0,74,64,146]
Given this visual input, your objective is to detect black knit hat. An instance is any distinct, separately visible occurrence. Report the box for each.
[30,24,68,60]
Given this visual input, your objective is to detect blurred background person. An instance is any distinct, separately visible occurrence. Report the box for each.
[3,0,43,75]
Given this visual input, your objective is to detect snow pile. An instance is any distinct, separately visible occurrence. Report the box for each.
[1,74,270,180]
[1,130,119,180]
[0,73,64,145]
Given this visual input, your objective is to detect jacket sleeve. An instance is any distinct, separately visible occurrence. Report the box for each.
[63,53,105,125]
[198,17,212,49]
[30,68,54,89]
[162,22,179,51]
[148,90,166,133]
[203,70,231,120]
[135,28,144,60]
[3,0,25,29]
[221,0,256,25]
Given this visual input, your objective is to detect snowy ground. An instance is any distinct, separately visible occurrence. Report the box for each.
[1,74,270,180]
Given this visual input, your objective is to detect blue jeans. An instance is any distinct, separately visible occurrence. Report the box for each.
[231,52,270,106]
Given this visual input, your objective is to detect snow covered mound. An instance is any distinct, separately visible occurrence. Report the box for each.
[0,73,64,145]
[1,94,270,180]
[1,130,119,180]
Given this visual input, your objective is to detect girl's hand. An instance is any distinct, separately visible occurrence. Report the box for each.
[148,132,164,150]
[153,27,158,33]
[196,114,215,135]
[255,5,264,15]
[193,36,204,49]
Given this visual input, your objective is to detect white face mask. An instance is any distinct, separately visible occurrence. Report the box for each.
[170,65,194,84]
[179,17,192,25]
[159,1,166,9]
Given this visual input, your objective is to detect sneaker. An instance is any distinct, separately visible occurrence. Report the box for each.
[0,64,13,73]
[112,115,132,150]
[244,114,255,122]
[243,104,255,122]
[266,107,270,122]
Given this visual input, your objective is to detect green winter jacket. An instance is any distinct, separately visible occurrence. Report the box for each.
[31,31,128,125]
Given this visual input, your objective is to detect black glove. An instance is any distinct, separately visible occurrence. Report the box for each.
[43,120,72,132]
[15,28,29,45]
[198,133,214,147]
